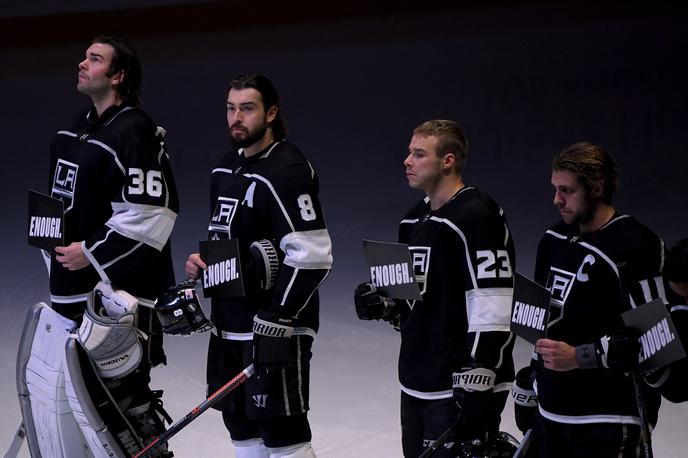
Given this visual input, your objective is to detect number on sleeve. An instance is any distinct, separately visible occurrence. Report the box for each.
[476,250,512,279]
[128,168,163,197]
[297,194,316,221]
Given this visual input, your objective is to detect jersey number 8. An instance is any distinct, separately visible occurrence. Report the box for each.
[297,194,316,221]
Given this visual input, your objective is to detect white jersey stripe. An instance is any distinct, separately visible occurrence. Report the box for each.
[538,405,640,426]
[280,268,299,306]
[280,229,333,269]
[51,293,90,304]
[465,287,513,333]
[86,139,126,175]
[107,202,177,251]
[243,172,295,232]
[429,215,478,289]
[400,384,453,400]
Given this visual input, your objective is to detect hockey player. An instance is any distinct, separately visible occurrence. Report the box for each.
[185,74,332,458]
[41,35,178,453]
[645,239,688,403]
[355,120,516,457]
[530,142,665,457]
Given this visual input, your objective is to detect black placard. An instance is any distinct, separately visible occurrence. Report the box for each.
[362,239,422,300]
[622,299,685,373]
[510,272,550,345]
[27,190,64,250]
[199,239,245,298]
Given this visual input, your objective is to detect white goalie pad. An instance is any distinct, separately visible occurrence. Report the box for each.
[15,302,89,458]
[64,336,130,457]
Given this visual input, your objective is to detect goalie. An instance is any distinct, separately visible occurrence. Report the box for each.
[17,283,174,457]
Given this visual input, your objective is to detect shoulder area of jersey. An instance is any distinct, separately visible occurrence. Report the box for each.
[444,186,506,222]
[266,141,311,165]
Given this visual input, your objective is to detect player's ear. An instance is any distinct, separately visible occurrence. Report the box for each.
[442,152,455,171]
[111,70,124,87]
[266,105,278,123]
[590,179,604,199]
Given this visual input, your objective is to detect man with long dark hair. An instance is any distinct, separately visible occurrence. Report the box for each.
[37,35,178,455]
[186,74,332,457]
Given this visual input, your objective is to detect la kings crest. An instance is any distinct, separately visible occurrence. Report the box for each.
[406,246,430,309]
[209,196,239,239]
[52,158,78,212]
[545,253,596,327]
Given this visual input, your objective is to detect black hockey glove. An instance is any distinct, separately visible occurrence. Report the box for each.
[244,239,282,292]
[512,366,538,434]
[452,366,499,441]
[252,311,295,373]
[354,282,396,321]
[599,328,641,371]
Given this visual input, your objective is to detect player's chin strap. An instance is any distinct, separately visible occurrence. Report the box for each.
[132,364,255,458]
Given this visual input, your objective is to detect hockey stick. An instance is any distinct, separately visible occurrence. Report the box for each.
[417,412,462,458]
[632,371,653,458]
[2,421,26,458]
[132,364,255,458]
[512,428,533,458]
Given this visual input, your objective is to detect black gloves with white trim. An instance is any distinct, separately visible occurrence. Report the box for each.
[252,311,295,373]
[575,327,640,371]
[452,365,500,441]
[354,282,404,329]
[512,366,538,434]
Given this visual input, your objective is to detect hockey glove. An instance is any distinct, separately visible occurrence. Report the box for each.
[452,366,499,441]
[245,239,282,291]
[354,282,396,321]
[512,366,538,434]
[253,311,295,373]
[598,327,641,371]
[79,285,142,379]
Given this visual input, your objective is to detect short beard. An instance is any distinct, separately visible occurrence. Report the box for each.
[230,124,268,149]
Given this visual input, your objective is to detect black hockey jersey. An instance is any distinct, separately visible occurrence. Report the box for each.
[646,289,688,403]
[47,105,179,308]
[397,186,516,399]
[206,141,332,339]
[534,214,664,425]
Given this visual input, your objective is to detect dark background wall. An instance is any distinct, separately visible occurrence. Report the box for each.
[1,1,686,313]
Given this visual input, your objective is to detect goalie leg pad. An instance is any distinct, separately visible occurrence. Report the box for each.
[64,336,130,457]
[78,297,142,379]
[16,302,89,458]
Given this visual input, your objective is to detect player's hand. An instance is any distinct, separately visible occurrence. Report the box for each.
[512,366,538,434]
[604,328,641,371]
[452,365,498,441]
[354,282,395,321]
[535,338,578,371]
[55,242,90,270]
[252,311,295,373]
[185,253,206,280]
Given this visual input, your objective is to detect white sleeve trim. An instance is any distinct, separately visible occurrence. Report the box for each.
[538,405,640,426]
[106,202,177,251]
[465,287,513,332]
[280,229,333,270]
[81,240,110,283]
